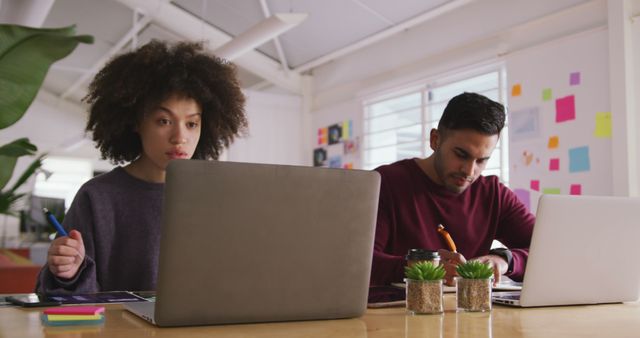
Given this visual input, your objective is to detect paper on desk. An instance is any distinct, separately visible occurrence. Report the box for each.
[391,279,522,292]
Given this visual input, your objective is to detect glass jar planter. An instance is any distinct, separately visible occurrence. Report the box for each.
[405,279,444,314]
[455,277,492,312]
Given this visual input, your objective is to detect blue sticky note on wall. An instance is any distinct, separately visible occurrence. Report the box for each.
[569,146,590,172]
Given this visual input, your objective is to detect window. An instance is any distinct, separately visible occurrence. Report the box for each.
[33,157,93,209]
[362,66,509,184]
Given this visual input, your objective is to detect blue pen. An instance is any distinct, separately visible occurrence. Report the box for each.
[43,208,68,237]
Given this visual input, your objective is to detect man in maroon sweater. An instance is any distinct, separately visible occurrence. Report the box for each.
[371,92,535,286]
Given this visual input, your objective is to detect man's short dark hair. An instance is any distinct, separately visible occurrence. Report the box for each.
[437,92,505,136]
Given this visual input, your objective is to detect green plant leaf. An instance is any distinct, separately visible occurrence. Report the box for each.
[405,261,445,281]
[0,155,17,192]
[0,191,25,216]
[0,24,94,129]
[7,154,44,194]
[0,138,37,190]
[456,261,494,279]
[0,137,37,156]
[0,154,43,215]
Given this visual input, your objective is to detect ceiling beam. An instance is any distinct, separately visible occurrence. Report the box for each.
[295,0,475,73]
[60,14,153,100]
[259,0,290,76]
[116,0,302,94]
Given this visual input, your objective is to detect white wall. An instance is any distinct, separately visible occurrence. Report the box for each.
[633,13,640,194]
[307,0,640,200]
[0,90,108,191]
[506,28,611,212]
[1,88,305,209]
[310,99,362,169]
[216,90,305,165]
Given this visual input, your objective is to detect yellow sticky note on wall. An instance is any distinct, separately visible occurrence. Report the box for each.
[594,112,612,138]
[511,84,522,97]
[548,136,559,149]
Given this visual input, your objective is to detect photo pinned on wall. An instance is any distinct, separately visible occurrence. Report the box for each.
[313,120,356,168]
[317,127,328,146]
[313,148,327,167]
[328,124,342,145]
[328,156,342,168]
[509,106,540,141]
[521,150,539,167]
[343,138,359,155]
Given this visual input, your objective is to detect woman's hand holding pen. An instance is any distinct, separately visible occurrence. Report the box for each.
[438,249,466,286]
[47,230,86,279]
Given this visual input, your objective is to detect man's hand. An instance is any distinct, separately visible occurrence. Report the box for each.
[473,254,508,285]
[437,249,466,286]
[47,230,85,279]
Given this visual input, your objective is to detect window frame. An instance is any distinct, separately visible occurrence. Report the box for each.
[361,63,509,185]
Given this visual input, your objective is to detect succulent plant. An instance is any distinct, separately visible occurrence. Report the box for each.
[456,261,494,279]
[404,261,446,281]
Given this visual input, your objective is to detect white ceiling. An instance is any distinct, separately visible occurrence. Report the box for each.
[2,0,467,103]
[1,0,598,109]
[0,0,599,164]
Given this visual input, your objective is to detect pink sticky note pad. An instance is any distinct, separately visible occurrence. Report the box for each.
[44,306,105,315]
[570,184,582,195]
[530,180,540,191]
[555,95,576,122]
[549,158,560,171]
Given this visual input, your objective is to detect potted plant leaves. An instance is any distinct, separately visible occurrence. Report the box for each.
[455,261,493,312]
[0,24,92,224]
[404,261,446,314]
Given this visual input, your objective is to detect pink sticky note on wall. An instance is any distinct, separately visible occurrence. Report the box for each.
[549,158,560,171]
[570,184,582,195]
[530,180,540,191]
[555,95,576,122]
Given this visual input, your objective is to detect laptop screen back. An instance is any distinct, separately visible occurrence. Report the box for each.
[516,194,640,307]
[154,160,381,326]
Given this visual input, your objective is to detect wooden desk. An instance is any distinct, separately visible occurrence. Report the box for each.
[2,295,640,338]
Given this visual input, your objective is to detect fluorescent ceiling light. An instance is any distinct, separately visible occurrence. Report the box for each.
[214,13,307,61]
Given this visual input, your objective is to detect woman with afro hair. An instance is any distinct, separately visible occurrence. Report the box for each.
[37,40,247,294]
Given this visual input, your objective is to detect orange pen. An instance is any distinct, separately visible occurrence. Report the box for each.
[436,224,457,253]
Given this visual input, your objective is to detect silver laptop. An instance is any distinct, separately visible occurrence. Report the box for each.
[493,194,640,307]
[125,160,380,326]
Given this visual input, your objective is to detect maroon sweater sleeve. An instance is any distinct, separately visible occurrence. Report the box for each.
[495,182,535,281]
[370,169,405,286]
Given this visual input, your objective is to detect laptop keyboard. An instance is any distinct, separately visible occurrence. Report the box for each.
[497,293,521,300]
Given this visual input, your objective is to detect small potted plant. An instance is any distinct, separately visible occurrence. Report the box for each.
[455,261,493,312]
[404,261,446,314]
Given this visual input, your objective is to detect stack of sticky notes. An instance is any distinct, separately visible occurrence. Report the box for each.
[41,306,105,326]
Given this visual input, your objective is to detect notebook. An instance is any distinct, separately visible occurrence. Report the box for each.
[125,160,381,327]
[493,194,640,307]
